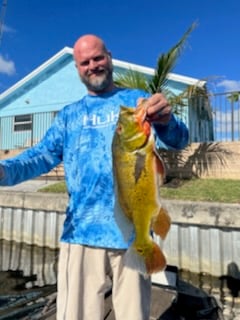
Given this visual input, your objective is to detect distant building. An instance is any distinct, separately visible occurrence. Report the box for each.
[0,47,210,150]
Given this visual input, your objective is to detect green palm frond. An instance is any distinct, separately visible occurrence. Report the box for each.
[181,82,209,99]
[114,21,198,96]
[114,69,149,91]
[163,90,188,115]
[227,91,240,102]
[149,21,198,93]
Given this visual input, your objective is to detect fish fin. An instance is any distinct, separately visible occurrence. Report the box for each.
[152,206,171,240]
[124,241,167,275]
[123,246,148,276]
[154,152,166,186]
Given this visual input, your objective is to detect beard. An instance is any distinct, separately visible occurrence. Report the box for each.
[80,63,113,93]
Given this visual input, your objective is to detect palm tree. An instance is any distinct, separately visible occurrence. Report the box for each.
[114,21,198,98]
[227,91,240,102]
[114,23,231,180]
[114,21,213,134]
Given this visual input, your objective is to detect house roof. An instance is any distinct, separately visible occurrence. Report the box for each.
[0,46,206,103]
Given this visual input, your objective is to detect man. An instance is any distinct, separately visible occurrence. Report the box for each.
[0,35,189,320]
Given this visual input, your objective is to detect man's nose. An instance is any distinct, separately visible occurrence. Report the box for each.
[89,59,99,69]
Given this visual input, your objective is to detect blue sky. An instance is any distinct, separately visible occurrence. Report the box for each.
[0,0,240,95]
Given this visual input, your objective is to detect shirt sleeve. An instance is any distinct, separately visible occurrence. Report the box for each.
[153,114,189,150]
[0,111,65,186]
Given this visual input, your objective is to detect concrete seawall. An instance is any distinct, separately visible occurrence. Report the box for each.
[0,191,68,212]
[0,191,239,277]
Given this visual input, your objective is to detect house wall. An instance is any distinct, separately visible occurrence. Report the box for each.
[0,56,86,149]
[0,112,56,149]
[0,57,87,117]
[188,106,209,142]
[188,96,214,143]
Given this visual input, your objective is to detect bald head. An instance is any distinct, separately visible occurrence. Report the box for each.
[73,34,108,59]
[73,34,114,95]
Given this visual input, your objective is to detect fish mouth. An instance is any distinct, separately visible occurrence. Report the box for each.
[135,103,148,125]
[136,112,151,137]
[118,105,151,138]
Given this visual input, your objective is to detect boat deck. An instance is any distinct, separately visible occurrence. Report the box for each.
[20,282,222,320]
[0,266,224,320]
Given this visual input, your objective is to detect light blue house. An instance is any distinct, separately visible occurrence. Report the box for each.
[0,47,207,150]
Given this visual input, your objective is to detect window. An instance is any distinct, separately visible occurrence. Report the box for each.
[14,114,32,131]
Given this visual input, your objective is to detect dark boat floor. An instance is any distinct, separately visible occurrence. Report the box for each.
[26,282,223,320]
[0,266,224,320]
[104,280,223,320]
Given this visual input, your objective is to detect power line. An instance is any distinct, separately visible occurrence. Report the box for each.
[0,0,8,47]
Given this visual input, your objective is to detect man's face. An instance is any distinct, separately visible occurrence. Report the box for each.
[74,44,113,94]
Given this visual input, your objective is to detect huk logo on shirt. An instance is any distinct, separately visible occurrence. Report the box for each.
[82,111,119,128]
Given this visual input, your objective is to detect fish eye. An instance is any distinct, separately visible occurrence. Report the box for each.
[116,124,123,134]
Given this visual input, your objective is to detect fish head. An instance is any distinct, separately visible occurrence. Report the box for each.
[114,103,151,151]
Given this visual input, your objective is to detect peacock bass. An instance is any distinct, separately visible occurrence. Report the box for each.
[112,100,171,275]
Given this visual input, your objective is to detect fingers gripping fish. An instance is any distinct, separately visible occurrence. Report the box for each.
[112,100,171,275]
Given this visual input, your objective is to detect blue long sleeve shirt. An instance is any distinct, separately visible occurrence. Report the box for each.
[0,88,189,248]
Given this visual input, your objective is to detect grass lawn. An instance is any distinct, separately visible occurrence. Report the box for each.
[38,178,240,204]
[161,178,240,203]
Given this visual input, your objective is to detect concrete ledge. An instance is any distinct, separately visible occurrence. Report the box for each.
[0,193,239,276]
[0,192,239,229]
[162,199,240,229]
[0,191,68,211]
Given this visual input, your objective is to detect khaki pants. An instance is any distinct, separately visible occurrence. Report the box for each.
[57,243,151,320]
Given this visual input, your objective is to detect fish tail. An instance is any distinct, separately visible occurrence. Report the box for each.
[152,206,171,240]
[144,241,167,274]
[124,240,167,275]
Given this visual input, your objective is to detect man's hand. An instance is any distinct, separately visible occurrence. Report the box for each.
[138,93,172,125]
